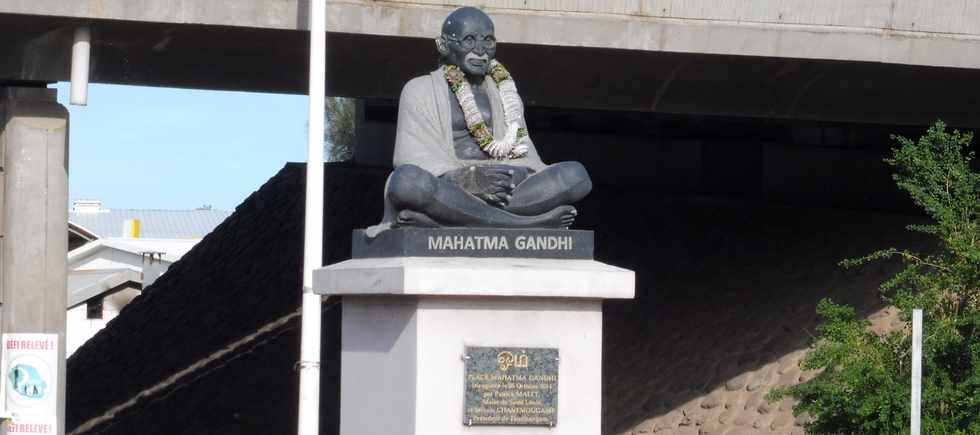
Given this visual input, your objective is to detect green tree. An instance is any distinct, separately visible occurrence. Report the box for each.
[325,97,355,162]
[770,121,980,434]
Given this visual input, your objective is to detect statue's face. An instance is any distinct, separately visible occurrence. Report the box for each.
[439,7,497,77]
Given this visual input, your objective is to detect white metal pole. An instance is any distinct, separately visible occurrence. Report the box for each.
[298,0,326,434]
[911,308,922,435]
[70,27,91,106]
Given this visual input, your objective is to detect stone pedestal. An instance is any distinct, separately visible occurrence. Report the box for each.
[314,229,634,435]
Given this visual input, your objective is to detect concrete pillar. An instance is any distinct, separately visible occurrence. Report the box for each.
[352,99,396,168]
[0,86,68,434]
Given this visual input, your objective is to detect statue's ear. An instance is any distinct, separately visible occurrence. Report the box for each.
[435,36,450,57]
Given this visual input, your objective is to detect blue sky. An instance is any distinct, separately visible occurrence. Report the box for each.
[55,82,310,211]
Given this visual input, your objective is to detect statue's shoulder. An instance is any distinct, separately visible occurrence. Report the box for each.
[400,70,441,99]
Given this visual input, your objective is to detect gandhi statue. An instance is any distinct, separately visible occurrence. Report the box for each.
[369,7,591,235]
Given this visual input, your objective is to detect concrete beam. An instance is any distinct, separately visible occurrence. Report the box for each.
[3,13,979,129]
[3,3,980,128]
[323,1,980,70]
[3,1,980,70]
[0,0,304,30]
[332,39,980,128]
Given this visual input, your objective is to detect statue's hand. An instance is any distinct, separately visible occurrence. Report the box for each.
[442,166,512,206]
[471,166,512,206]
[505,166,529,187]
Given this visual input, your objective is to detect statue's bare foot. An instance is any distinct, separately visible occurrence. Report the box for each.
[395,210,442,228]
[547,205,577,229]
[516,205,576,229]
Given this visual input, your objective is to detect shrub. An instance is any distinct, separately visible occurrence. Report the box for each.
[325,97,355,162]
[770,121,980,434]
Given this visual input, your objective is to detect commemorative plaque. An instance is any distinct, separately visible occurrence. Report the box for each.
[463,347,559,427]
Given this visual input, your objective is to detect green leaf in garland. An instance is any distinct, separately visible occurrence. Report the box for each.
[489,62,512,83]
[443,60,532,158]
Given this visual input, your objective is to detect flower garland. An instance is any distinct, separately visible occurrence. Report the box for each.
[444,61,530,160]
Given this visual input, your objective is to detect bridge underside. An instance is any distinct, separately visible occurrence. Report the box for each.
[3,12,980,128]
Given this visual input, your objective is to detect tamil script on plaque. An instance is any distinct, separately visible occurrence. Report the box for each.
[463,346,559,427]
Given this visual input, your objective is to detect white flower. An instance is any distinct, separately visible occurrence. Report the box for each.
[445,61,532,161]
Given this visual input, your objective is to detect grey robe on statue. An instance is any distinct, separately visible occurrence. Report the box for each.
[392,67,547,175]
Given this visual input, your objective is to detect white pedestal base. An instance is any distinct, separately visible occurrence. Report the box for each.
[315,257,634,435]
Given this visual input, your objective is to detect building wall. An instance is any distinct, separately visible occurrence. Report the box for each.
[67,288,140,356]
[68,248,175,355]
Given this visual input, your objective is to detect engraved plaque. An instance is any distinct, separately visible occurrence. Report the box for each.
[463,346,559,426]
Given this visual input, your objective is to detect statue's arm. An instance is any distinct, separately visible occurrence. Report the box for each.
[513,89,548,171]
[392,77,458,176]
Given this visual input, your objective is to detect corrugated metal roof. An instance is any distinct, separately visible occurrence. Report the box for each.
[69,209,232,239]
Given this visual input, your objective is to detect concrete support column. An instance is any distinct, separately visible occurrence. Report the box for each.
[0,86,68,434]
[352,99,396,168]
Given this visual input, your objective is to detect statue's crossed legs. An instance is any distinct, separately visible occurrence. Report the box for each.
[386,161,591,229]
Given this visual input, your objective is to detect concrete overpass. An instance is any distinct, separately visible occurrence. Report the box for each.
[2,3,978,434]
[2,0,980,125]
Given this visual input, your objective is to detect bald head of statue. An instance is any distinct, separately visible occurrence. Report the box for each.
[437,7,497,77]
